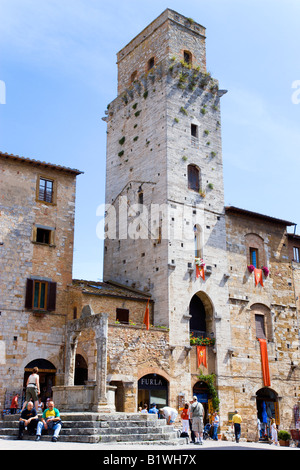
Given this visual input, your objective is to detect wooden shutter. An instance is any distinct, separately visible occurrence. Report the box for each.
[47,282,57,311]
[25,279,34,309]
[255,314,266,339]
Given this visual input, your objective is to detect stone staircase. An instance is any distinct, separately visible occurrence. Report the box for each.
[0,412,188,445]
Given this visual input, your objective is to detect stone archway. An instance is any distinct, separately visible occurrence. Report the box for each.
[24,359,57,404]
[53,306,115,413]
[256,387,279,440]
[189,291,214,339]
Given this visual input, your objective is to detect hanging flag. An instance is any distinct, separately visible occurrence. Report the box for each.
[143,299,150,331]
[258,338,271,386]
[197,345,207,368]
[254,268,264,287]
[196,265,205,281]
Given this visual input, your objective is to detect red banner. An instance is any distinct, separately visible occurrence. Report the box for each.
[196,265,205,280]
[258,338,271,386]
[197,346,207,368]
[254,268,264,287]
[143,299,150,331]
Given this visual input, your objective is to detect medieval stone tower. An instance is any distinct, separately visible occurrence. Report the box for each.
[103,9,233,401]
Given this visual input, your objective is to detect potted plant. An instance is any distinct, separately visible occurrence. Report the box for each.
[262,266,269,277]
[278,430,291,447]
[247,264,255,274]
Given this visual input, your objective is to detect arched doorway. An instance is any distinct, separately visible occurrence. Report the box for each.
[189,291,214,339]
[256,388,279,440]
[74,354,88,385]
[193,381,212,424]
[24,359,56,405]
[138,374,168,411]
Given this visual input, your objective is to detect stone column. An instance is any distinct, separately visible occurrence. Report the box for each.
[93,313,113,412]
[64,332,79,386]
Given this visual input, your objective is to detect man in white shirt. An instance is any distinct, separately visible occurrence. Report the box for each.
[161,406,178,425]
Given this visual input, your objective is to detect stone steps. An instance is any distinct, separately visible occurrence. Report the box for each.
[0,412,187,445]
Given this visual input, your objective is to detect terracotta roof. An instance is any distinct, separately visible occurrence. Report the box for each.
[0,151,83,176]
[225,206,295,227]
[72,279,151,301]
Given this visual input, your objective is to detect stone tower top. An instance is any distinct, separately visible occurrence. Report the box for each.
[116,9,207,95]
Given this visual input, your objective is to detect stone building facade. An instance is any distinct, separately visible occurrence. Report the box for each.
[1,9,300,441]
[102,9,300,437]
[0,152,82,410]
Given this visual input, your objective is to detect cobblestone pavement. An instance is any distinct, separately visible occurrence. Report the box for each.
[0,438,298,451]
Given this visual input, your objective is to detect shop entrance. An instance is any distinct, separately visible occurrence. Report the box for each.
[193,381,212,424]
[24,359,56,406]
[138,374,168,411]
[256,387,279,440]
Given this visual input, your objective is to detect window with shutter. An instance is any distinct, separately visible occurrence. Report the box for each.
[24,279,56,312]
[25,279,34,309]
[255,314,266,339]
[47,282,57,311]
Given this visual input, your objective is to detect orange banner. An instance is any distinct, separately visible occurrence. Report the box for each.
[196,265,205,280]
[254,268,264,287]
[143,299,150,331]
[258,338,271,386]
[197,346,207,368]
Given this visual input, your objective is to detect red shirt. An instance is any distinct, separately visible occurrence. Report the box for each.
[11,395,19,409]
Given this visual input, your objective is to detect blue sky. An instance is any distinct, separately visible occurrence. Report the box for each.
[1,0,300,281]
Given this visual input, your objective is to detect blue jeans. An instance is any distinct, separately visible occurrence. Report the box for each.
[212,425,218,440]
[234,423,241,442]
[37,420,62,439]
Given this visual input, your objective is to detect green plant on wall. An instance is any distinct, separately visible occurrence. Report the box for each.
[180,106,188,116]
[197,373,219,411]
[119,136,126,146]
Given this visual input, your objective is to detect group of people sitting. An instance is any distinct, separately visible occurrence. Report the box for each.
[18,400,62,442]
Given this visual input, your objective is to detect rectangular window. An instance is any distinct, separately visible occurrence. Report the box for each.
[250,248,259,268]
[25,279,57,312]
[293,247,300,263]
[33,281,47,310]
[38,177,54,203]
[255,314,266,339]
[116,308,129,324]
[191,124,198,138]
[36,228,51,244]
[32,226,55,246]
